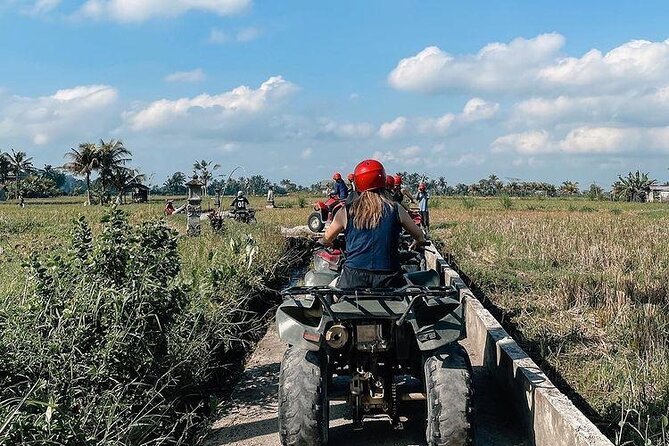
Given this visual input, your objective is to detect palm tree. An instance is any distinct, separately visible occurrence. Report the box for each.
[0,153,10,185]
[612,171,656,202]
[5,149,35,194]
[98,139,132,197]
[63,143,99,205]
[560,181,580,196]
[193,160,220,197]
[109,168,146,205]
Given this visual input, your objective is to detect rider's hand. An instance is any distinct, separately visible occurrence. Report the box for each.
[316,237,332,247]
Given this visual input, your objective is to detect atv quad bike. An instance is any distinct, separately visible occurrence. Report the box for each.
[228,208,257,224]
[307,196,346,233]
[276,259,471,446]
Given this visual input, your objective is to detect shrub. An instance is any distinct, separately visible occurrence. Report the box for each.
[0,208,295,445]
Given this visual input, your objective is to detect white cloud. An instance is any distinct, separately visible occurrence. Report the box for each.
[125,76,296,131]
[378,98,498,140]
[236,26,261,42]
[301,147,313,159]
[388,33,565,94]
[207,26,262,44]
[165,68,206,83]
[538,39,669,92]
[378,116,407,139]
[79,0,250,22]
[165,68,207,82]
[491,130,553,155]
[0,84,119,146]
[28,0,60,14]
[461,97,500,121]
[492,126,669,156]
[316,120,375,140]
[372,145,423,166]
[389,34,669,96]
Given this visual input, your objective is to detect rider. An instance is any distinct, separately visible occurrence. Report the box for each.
[346,172,359,205]
[321,160,426,289]
[416,182,430,229]
[391,175,415,205]
[331,172,349,200]
[231,190,250,211]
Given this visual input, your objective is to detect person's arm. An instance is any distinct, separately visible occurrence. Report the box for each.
[322,206,347,245]
[398,206,426,243]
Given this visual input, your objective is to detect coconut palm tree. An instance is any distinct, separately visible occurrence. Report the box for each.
[5,149,35,194]
[612,171,656,202]
[560,181,580,196]
[193,160,220,197]
[98,139,132,196]
[109,167,146,205]
[63,143,99,205]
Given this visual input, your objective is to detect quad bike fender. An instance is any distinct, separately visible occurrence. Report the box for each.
[276,297,330,351]
[409,296,464,352]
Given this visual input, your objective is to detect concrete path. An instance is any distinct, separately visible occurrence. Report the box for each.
[204,325,528,446]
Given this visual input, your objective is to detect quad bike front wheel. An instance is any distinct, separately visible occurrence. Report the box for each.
[424,344,472,446]
[308,212,325,233]
[278,346,329,446]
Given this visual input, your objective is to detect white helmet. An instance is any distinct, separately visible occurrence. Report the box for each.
[237,191,243,197]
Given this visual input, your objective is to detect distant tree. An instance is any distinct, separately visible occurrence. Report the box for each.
[560,181,580,196]
[280,178,298,194]
[193,160,220,197]
[0,153,10,185]
[454,183,469,195]
[612,171,656,202]
[109,168,146,204]
[586,183,604,201]
[162,171,187,195]
[63,143,100,205]
[97,140,131,199]
[4,149,35,193]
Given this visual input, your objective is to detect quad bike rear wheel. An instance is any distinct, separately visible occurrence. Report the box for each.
[424,344,472,446]
[308,212,325,233]
[278,346,329,446]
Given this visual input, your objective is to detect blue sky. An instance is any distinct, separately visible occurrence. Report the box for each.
[2,0,669,187]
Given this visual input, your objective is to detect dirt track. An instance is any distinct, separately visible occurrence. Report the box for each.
[204,324,527,446]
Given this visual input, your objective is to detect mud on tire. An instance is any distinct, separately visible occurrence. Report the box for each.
[424,344,472,446]
[278,346,329,446]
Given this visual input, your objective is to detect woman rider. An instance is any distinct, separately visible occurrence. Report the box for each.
[320,159,426,289]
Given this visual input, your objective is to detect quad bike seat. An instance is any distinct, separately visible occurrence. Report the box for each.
[304,269,340,287]
[405,269,441,287]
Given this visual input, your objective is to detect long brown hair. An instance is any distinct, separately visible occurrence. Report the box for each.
[349,189,394,229]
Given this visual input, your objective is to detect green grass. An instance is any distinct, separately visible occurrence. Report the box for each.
[0,196,305,445]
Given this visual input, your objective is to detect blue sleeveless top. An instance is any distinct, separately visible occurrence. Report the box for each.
[344,203,401,272]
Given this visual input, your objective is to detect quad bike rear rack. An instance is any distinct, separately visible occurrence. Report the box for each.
[281,285,456,326]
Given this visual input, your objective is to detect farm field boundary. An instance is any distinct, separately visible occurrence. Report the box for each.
[424,246,613,446]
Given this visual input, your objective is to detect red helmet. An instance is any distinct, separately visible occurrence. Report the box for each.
[419,182,426,191]
[353,160,386,192]
[347,173,354,182]
[333,172,342,180]
[386,175,395,189]
[393,175,402,186]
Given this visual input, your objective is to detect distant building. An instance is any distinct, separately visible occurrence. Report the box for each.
[128,184,150,203]
[647,185,669,203]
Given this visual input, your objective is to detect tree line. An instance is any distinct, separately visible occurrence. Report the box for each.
[0,145,664,203]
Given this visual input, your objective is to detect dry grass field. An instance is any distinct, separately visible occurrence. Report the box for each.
[429,196,669,444]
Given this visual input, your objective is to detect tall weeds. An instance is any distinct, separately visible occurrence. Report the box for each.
[0,207,299,445]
